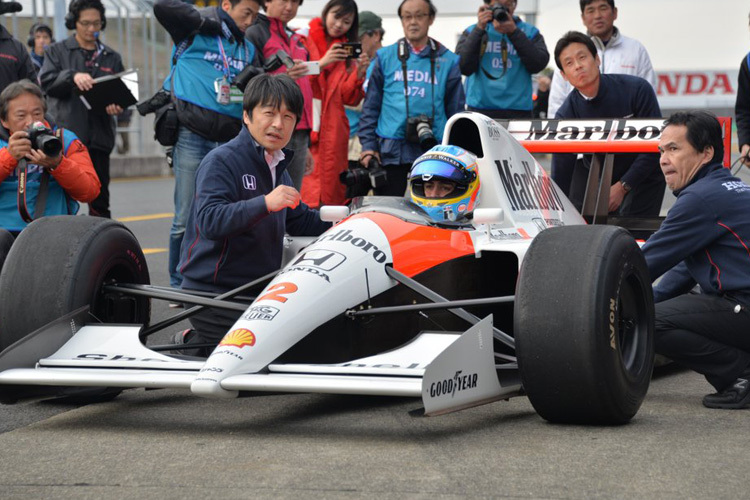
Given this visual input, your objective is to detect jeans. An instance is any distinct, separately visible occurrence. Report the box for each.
[169,126,223,288]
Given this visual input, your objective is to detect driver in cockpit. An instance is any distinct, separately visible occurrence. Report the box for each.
[407,145,481,222]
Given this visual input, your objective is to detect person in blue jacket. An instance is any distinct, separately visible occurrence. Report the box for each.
[455,0,549,119]
[358,0,465,197]
[642,111,750,410]
[551,31,664,217]
[154,0,260,292]
[175,74,330,355]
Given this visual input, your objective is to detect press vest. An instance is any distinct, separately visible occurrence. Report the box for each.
[464,21,539,111]
[375,40,459,142]
[0,129,80,231]
[166,28,255,120]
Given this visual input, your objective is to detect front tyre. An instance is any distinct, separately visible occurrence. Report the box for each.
[514,225,654,425]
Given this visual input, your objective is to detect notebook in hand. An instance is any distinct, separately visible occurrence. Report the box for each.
[77,69,139,112]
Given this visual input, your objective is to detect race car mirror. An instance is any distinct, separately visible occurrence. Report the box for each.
[319,205,350,222]
[472,208,504,225]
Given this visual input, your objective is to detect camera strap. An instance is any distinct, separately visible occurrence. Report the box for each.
[16,158,51,224]
[397,38,437,126]
[479,31,508,81]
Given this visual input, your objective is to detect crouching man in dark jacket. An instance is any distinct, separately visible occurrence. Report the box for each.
[175,74,330,355]
[642,111,750,410]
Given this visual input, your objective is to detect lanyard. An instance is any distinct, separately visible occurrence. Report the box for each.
[216,34,251,84]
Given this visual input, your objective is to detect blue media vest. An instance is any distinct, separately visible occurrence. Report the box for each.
[374,42,460,142]
[464,21,539,112]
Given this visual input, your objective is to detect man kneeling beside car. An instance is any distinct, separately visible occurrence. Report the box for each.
[0,80,100,235]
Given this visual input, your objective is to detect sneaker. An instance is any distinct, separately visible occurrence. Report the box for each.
[702,375,750,409]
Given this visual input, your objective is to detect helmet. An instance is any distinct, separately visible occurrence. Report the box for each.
[408,145,481,222]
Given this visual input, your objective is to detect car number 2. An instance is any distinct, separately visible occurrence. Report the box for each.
[257,282,298,303]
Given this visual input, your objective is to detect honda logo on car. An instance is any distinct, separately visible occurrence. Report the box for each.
[429,370,478,398]
[315,229,387,263]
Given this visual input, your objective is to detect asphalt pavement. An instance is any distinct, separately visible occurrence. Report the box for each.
[0,174,748,499]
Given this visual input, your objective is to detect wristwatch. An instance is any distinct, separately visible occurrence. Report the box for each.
[620,181,632,193]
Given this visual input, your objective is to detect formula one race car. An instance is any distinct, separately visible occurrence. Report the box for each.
[0,112,657,425]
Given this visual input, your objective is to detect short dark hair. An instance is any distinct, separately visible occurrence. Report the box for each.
[0,80,46,121]
[397,0,437,19]
[554,31,597,70]
[322,0,359,42]
[243,73,303,125]
[261,0,303,12]
[70,0,106,23]
[663,111,724,165]
[580,0,615,12]
[227,0,260,7]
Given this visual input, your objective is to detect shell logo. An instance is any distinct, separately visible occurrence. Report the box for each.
[219,328,256,348]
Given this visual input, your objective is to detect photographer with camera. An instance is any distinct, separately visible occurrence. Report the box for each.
[39,0,125,220]
[153,0,260,291]
[358,0,464,197]
[0,2,37,90]
[0,80,100,233]
[455,0,549,119]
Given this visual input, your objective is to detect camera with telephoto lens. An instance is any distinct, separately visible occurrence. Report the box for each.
[339,157,388,198]
[406,115,438,151]
[136,88,171,116]
[491,4,509,22]
[26,122,62,157]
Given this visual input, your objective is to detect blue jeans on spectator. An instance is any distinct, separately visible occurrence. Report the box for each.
[169,126,223,288]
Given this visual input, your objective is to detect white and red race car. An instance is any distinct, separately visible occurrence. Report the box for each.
[0,111,661,425]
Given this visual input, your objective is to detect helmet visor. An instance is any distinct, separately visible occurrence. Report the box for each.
[409,158,473,184]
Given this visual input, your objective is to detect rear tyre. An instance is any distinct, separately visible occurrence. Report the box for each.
[0,216,150,350]
[514,225,654,425]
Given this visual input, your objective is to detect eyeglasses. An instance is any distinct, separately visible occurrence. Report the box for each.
[77,20,103,29]
[400,12,429,23]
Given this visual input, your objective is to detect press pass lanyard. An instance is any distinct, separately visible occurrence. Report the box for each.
[215,35,251,105]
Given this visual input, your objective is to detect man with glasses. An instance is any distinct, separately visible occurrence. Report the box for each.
[359,0,465,196]
[39,0,124,218]
[455,0,549,119]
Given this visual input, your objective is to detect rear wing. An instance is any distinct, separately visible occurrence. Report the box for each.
[507,117,733,168]
[505,117,733,234]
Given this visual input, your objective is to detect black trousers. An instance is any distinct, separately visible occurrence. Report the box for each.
[88,148,111,218]
[568,156,665,218]
[186,305,243,357]
[374,163,411,197]
[655,293,750,391]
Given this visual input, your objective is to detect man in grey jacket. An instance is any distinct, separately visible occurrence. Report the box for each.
[547,0,655,119]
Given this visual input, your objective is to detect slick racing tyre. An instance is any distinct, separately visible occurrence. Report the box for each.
[514,225,654,425]
[0,229,13,273]
[0,216,150,350]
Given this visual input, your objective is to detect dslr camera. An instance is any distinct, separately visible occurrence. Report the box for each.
[406,115,438,151]
[26,122,62,157]
[136,88,171,116]
[490,4,510,22]
[265,49,295,73]
[340,157,388,199]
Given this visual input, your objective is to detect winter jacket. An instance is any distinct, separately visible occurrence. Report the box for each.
[39,37,124,153]
[0,25,36,90]
[300,17,365,207]
[155,0,257,142]
[0,124,100,231]
[359,38,465,166]
[179,126,330,293]
[246,14,313,131]
[735,52,750,150]
[552,74,662,195]
[548,27,655,118]
[455,16,549,115]
[642,162,750,307]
